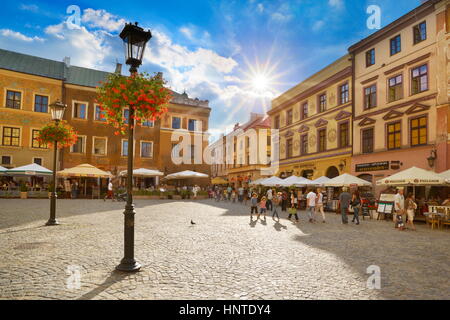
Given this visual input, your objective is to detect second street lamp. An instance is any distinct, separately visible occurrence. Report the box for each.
[46,101,67,226]
[116,22,152,272]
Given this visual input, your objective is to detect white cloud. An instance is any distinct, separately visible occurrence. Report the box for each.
[312,20,325,31]
[0,29,44,42]
[328,0,344,9]
[270,3,294,23]
[179,26,194,40]
[81,8,126,32]
[257,3,264,13]
[19,4,39,12]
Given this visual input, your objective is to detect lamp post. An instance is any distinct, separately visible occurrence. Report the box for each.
[46,101,67,226]
[427,149,437,169]
[116,22,152,272]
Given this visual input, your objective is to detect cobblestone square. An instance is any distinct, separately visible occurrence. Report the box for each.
[0,199,449,300]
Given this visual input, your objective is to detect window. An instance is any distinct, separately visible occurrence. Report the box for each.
[390,35,401,55]
[274,115,280,129]
[286,138,293,158]
[122,140,128,156]
[34,95,49,113]
[33,158,42,166]
[71,136,84,153]
[73,102,87,119]
[188,119,197,131]
[318,129,326,152]
[2,127,20,146]
[142,119,154,127]
[32,129,47,149]
[366,49,375,67]
[413,21,427,44]
[362,128,374,154]
[93,137,107,155]
[172,117,181,129]
[364,85,377,109]
[141,141,153,158]
[1,156,11,165]
[94,105,106,121]
[388,75,403,102]
[123,108,130,124]
[318,94,327,113]
[301,102,308,119]
[339,122,349,148]
[387,122,401,150]
[339,83,349,105]
[286,109,293,126]
[411,64,428,95]
[301,134,308,155]
[410,116,427,146]
[6,90,21,109]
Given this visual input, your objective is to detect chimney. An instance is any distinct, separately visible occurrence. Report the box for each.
[115,63,122,74]
[63,56,70,68]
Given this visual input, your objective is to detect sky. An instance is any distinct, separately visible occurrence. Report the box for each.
[0,0,423,141]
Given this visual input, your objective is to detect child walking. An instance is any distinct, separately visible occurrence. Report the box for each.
[272,192,281,221]
[257,196,267,220]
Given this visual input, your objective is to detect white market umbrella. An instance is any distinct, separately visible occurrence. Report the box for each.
[0,165,7,175]
[325,173,372,187]
[261,176,285,187]
[376,167,446,186]
[164,170,209,180]
[57,163,112,178]
[249,178,267,186]
[311,176,331,187]
[7,163,52,176]
[279,176,312,187]
[119,168,164,177]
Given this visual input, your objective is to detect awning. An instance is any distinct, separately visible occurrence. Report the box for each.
[164,170,209,180]
[57,163,112,178]
[325,173,372,187]
[0,165,8,175]
[310,176,331,187]
[376,167,446,186]
[261,176,285,187]
[279,176,312,187]
[6,163,52,176]
[211,177,229,184]
[119,168,164,177]
[249,178,267,185]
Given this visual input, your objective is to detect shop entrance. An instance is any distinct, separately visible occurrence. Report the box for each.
[326,166,339,179]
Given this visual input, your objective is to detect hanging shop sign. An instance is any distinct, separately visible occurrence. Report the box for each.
[355,161,389,172]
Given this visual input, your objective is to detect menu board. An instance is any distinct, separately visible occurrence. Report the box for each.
[377,202,394,214]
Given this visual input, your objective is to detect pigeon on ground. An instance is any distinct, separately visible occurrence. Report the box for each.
[191,220,196,225]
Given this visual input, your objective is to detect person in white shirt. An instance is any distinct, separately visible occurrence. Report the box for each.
[306,189,317,223]
[394,188,405,228]
[315,188,326,223]
[104,180,115,201]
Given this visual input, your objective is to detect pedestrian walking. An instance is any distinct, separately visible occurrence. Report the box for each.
[405,193,417,231]
[266,188,273,211]
[306,189,317,223]
[339,187,352,224]
[250,193,259,219]
[231,189,237,203]
[71,181,77,199]
[287,203,299,223]
[238,187,244,203]
[104,180,115,201]
[227,186,232,201]
[272,192,281,221]
[394,187,406,228]
[316,188,326,223]
[350,190,361,225]
[258,196,267,220]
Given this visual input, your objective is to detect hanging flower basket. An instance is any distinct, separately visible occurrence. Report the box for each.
[96,72,172,135]
[37,120,78,149]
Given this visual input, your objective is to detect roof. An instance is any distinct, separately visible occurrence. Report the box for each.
[66,65,110,88]
[0,48,209,108]
[0,48,64,79]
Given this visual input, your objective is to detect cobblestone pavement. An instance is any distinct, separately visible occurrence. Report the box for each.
[0,199,448,300]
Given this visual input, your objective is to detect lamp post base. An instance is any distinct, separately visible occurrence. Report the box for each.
[45,219,60,226]
[116,259,141,272]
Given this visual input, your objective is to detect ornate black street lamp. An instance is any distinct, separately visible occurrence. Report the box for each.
[46,101,67,226]
[116,22,152,272]
[427,149,437,168]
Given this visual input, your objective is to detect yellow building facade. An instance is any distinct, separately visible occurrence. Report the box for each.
[269,55,353,180]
